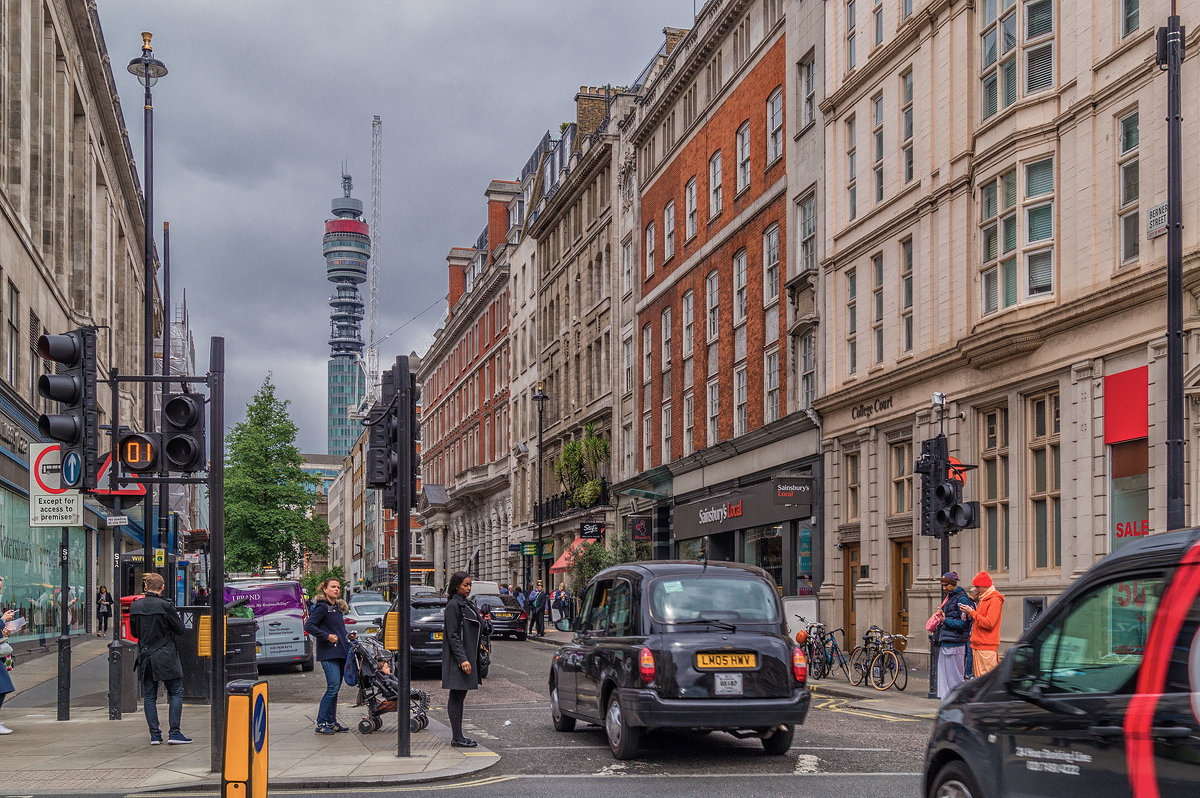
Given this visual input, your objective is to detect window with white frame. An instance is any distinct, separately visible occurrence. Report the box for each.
[1123,0,1139,37]
[642,323,653,381]
[1028,389,1060,570]
[873,0,884,47]
[734,366,748,436]
[645,222,656,277]
[872,94,884,202]
[844,449,861,521]
[799,194,816,272]
[900,238,914,353]
[683,393,694,456]
[1023,157,1055,297]
[733,249,748,324]
[623,337,633,393]
[872,254,884,364]
[707,378,720,446]
[982,0,1055,120]
[1025,0,1054,95]
[799,57,816,129]
[707,270,720,341]
[901,69,914,183]
[662,403,672,464]
[664,201,675,261]
[847,269,857,375]
[980,168,1017,314]
[623,422,634,477]
[622,239,633,294]
[764,224,780,303]
[801,331,816,408]
[682,291,694,357]
[847,116,857,220]
[903,0,913,19]
[765,349,780,423]
[661,307,672,368]
[643,412,653,469]
[846,0,857,72]
[737,121,752,192]
[1118,111,1139,265]
[710,150,723,216]
[889,439,912,516]
[767,88,784,163]
[685,178,698,239]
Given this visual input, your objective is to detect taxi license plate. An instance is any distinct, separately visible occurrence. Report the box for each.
[366,627,378,635]
[432,632,444,641]
[496,613,514,619]
[695,652,757,669]
[714,673,744,695]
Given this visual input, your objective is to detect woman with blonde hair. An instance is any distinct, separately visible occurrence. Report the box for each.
[303,577,350,734]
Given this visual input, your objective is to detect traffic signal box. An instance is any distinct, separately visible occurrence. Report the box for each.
[36,328,98,489]
[406,368,421,511]
[916,434,979,539]
[162,392,207,471]
[366,356,421,514]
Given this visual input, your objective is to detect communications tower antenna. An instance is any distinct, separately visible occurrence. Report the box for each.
[367,115,382,402]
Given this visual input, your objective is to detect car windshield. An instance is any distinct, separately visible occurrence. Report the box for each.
[647,575,780,624]
[475,595,521,612]
[410,600,447,623]
[350,602,391,619]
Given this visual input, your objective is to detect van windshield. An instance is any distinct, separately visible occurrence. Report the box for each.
[648,576,780,625]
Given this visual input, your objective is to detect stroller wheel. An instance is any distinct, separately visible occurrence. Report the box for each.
[373,715,383,731]
[419,714,429,731]
[358,719,374,735]
[409,716,421,733]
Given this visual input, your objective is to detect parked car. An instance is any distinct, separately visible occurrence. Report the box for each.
[468,580,502,598]
[548,561,810,759]
[411,584,438,597]
[344,601,391,637]
[405,597,448,674]
[475,593,526,640]
[923,527,1200,798]
[349,590,385,606]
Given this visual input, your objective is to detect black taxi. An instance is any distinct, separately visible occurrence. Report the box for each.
[548,561,810,759]
[924,528,1200,798]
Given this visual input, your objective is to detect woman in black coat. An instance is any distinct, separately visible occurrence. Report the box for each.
[442,571,481,748]
[303,577,350,734]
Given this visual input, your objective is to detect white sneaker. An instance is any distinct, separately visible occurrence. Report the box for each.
[0,723,13,734]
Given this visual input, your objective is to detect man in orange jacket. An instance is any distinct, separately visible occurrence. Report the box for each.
[958,570,1005,677]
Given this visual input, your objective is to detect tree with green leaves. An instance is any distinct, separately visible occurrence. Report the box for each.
[300,565,346,599]
[564,535,652,589]
[553,424,611,509]
[224,376,329,573]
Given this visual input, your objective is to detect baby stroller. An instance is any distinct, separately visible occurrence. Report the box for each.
[345,633,430,734]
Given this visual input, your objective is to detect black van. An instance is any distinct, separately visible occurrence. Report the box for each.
[923,528,1200,798]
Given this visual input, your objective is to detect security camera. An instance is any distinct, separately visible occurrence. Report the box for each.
[931,392,947,407]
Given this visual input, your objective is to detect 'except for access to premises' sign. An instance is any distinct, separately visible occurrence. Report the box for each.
[29,443,82,527]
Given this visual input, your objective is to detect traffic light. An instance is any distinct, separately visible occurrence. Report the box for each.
[367,368,397,488]
[36,328,98,489]
[916,434,949,539]
[407,369,421,510]
[161,392,207,471]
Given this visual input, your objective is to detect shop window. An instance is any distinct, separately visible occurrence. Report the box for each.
[744,525,784,588]
[1110,438,1148,550]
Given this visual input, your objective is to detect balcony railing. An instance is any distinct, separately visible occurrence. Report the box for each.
[534,477,609,524]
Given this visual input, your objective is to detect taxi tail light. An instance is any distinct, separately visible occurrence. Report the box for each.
[518,611,527,620]
[639,647,656,684]
[792,646,807,685]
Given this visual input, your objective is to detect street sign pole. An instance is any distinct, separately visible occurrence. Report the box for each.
[57,524,70,721]
[209,337,226,773]
[108,368,124,720]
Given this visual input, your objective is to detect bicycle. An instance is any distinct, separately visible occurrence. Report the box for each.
[847,625,885,686]
[869,633,909,691]
[794,616,829,678]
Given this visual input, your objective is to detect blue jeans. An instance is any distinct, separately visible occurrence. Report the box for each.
[142,673,183,734]
[318,659,343,726]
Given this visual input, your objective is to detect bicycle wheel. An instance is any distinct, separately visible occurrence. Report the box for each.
[870,650,898,690]
[892,651,908,691]
[829,644,851,680]
[848,645,868,685]
[812,640,831,679]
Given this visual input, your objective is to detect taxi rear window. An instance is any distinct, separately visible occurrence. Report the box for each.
[648,576,780,624]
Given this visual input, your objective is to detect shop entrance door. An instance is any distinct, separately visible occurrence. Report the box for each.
[843,543,860,643]
[891,539,912,636]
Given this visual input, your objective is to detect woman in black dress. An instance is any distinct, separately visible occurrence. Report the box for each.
[441,571,481,748]
[96,586,114,636]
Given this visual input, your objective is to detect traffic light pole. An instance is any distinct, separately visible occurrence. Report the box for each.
[108,369,124,720]
[159,221,172,597]
[208,337,226,774]
[57,523,70,721]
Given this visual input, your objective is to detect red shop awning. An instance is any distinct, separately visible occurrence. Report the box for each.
[549,538,592,574]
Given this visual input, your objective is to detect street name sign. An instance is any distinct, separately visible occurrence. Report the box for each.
[29,443,82,527]
[106,515,130,526]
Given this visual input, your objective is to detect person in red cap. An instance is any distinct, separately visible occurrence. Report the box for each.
[959,570,1005,676]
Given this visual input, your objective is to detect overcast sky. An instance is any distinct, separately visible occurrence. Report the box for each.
[95,1,689,454]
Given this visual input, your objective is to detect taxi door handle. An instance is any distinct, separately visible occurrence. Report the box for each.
[1151,726,1191,739]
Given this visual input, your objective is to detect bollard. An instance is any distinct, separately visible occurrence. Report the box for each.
[223,679,268,798]
[927,633,939,699]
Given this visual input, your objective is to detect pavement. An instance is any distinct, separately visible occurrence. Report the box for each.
[0,636,498,794]
[526,624,943,721]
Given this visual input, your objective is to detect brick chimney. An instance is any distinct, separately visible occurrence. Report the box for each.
[664,26,690,57]
[485,180,521,264]
[575,86,612,144]
[446,247,473,316]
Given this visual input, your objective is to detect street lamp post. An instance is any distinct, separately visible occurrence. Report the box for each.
[533,382,548,587]
[128,32,167,577]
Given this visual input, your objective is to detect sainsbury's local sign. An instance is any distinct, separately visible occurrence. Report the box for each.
[675,478,813,541]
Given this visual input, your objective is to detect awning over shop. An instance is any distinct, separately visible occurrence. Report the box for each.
[549,538,592,574]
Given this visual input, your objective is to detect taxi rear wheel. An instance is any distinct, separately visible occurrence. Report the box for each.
[761,724,794,755]
[605,693,642,759]
[930,760,981,798]
[550,681,576,732]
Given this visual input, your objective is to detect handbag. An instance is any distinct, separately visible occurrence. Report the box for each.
[925,609,944,633]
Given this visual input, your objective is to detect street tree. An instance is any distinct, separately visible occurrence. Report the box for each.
[224,376,328,573]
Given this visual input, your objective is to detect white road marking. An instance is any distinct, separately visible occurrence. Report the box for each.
[793,753,821,774]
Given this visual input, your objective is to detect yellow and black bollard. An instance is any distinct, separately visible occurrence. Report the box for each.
[223,679,268,798]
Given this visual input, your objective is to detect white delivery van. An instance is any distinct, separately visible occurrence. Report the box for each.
[225,579,314,671]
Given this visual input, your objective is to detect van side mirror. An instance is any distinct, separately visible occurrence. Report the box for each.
[1005,643,1038,696]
